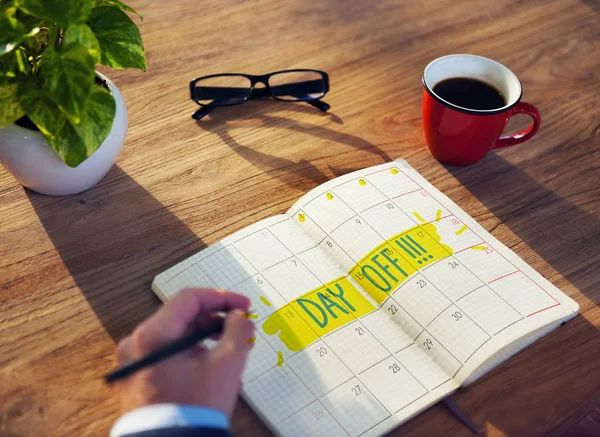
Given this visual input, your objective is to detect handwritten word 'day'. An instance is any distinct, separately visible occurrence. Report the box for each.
[262,277,375,351]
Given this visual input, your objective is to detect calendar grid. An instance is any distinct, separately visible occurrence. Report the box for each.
[454,243,486,254]
[356,416,392,437]
[326,171,494,373]
[391,188,422,198]
[265,231,396,419]
[393,392,429,414]
[154,161,577,437]
[394,342,417,355]
[493,318,527,337]
[425,304,453,327]
[320,376,356,397]
[430,378,451,391]
[274,203,448,403]
[234,228,394,432]
[357,356,393,375]
[279,399,319,424]
[464,341,490,364]
[488,270,521,283]
[243,295,351,436]
[456,285,487,302]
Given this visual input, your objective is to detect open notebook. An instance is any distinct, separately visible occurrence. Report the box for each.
[152,160,578,437]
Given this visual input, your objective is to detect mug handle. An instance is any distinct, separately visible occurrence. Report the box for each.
[493,102,541,149]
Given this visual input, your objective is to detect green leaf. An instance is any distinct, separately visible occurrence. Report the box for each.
[18,80,66,138]
[63,23,100,63]
[15,0,90,26]
[40,45,95,123]
[19,82,116,167]
[0,84,24,126]
[0,1,17,16]
[67,85,115,158]
[0,46,29,76]
[0,14,39,56]
[91,0,142,20]
[88,7,145,71]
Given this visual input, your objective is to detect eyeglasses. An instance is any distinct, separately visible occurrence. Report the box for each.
[189,69,330,120]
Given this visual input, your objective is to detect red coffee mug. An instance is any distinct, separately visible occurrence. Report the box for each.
[422,54,541,166]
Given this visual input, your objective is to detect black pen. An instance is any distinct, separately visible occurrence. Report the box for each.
[105,318,224,384]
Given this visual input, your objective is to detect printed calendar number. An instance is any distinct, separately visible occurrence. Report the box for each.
[285,310,295,319]
[416,231,424,238]
[257,277,264,284]
[326,240,333,248]
[451,311,463,321]
[355,218,362,225]
[448,261,459,269]
[389,363,401,374]
[385,202,395,210]
[417,279,427,288]
[423,338,434,350]
[312,411,325,421]
[351,385,362,396]
[316,347,328,357]
[356,270,365,280]
[355,327,365,336]
[388,304,398,316]
[451,218,460,225]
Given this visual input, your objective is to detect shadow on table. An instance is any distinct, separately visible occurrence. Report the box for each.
[446,152,600,306]
[196,100,392,189]
[26,165,207,342]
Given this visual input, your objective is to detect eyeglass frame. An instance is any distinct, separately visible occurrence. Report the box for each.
[189,69,330,119]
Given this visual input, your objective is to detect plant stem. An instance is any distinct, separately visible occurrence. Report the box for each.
[48,24,60,50]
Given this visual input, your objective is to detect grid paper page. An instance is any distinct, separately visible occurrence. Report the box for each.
[284,159,578,436]
[153,159,578,437]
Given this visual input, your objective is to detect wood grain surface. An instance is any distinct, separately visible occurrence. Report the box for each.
[1,0,599,436]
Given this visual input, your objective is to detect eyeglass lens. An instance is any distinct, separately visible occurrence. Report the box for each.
[194,75,252,106]
[268,71,326,101]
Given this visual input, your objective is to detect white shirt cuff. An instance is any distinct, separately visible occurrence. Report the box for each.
[110,404,229,437]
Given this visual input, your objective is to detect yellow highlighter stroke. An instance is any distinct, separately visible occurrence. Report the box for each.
[350,222,453,304]
[413,211,426,223]
[262,277,375,352]
[455,225,468,235]
[259,296,271,307]
[261,219,453,353]
[277,351,284,367]
[471,245,487,251]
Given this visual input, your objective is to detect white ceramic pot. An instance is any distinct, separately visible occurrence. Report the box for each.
[0,72,127,196]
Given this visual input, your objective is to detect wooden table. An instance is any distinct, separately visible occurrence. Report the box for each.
[1,0,599,435]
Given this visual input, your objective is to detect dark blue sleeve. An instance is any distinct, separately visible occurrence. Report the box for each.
[120,427,231,437]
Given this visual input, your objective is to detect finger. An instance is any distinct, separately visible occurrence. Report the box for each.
[116,336,134,365]
[214,310,255,361]
[133,289,250,353]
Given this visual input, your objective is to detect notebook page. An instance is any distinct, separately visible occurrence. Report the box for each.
[283,159,578,436]
[154,214,423,437]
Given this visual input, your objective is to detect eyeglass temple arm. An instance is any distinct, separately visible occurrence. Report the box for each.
[307,99,330,112]
[192,105,214,120]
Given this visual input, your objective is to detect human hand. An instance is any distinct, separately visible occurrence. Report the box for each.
[114,288,255,416]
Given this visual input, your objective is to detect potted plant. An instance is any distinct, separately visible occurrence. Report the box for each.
[0,0,145,195]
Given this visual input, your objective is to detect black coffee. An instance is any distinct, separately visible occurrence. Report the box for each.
[432,77,506,110]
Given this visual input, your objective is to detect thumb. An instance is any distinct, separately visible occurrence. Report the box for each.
[215,310,255,361]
